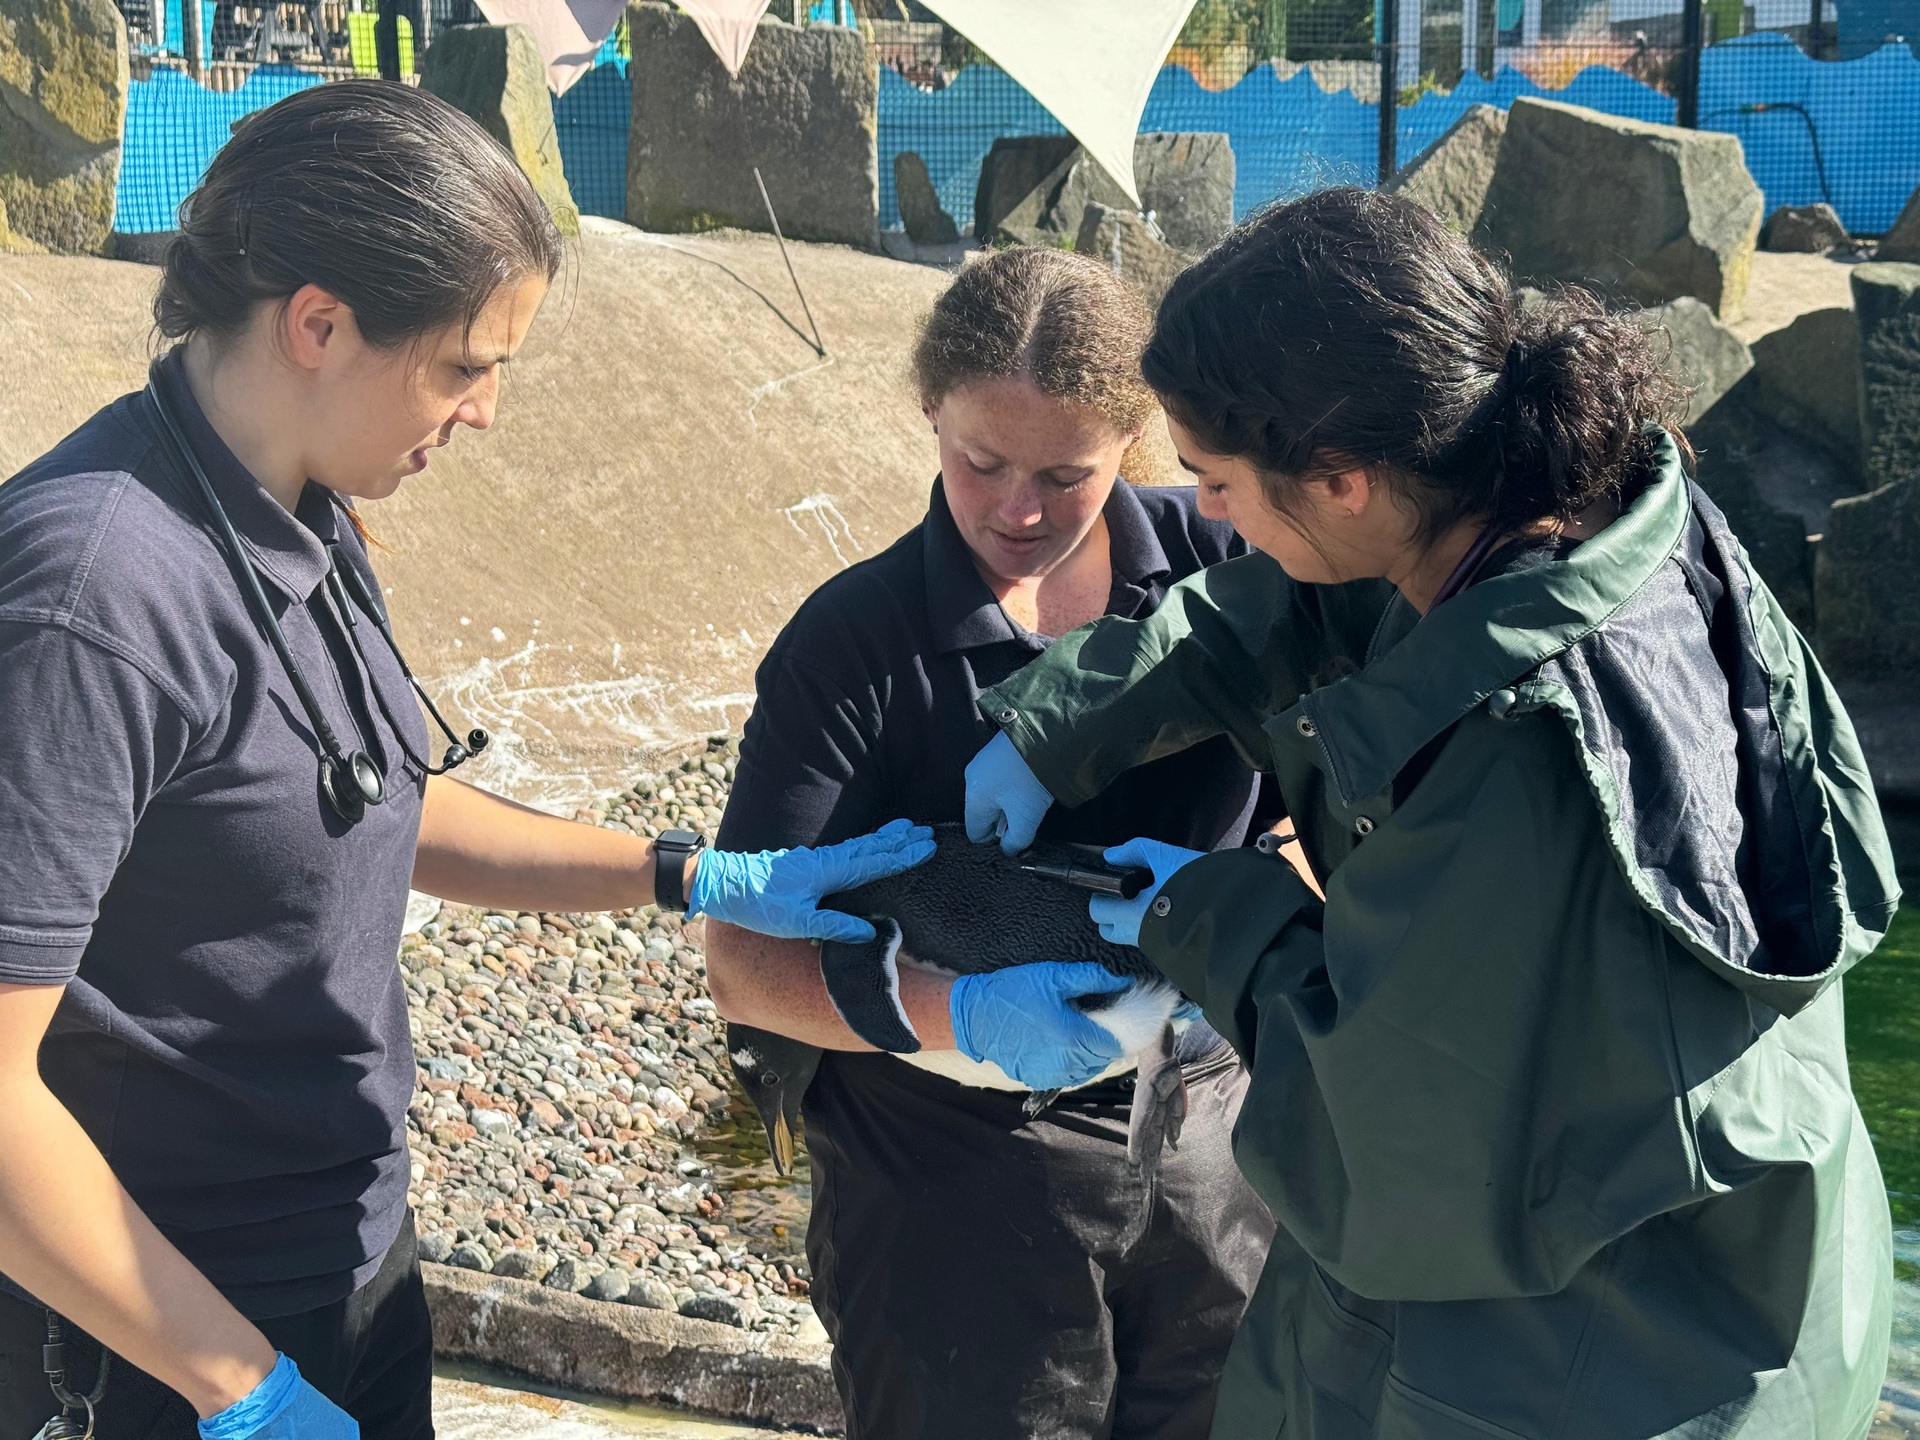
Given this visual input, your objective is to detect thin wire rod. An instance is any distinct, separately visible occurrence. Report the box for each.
[754,166,826,358]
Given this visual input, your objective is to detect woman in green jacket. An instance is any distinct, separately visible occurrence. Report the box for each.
[962,187,1902,1438]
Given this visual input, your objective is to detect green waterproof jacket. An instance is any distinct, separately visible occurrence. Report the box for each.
[979,436,1901,1440]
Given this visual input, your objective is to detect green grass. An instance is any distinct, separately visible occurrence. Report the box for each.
[1850,906,1920,1226]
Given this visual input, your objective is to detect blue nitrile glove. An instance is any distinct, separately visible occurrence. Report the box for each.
[1089,838,1207,947]
[964,731,1056,855]
[948,961,1131,1089]
[689,818,935,944]
[198,1354,357,1440]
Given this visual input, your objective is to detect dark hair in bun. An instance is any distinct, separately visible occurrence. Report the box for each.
[1141,186,1688,542]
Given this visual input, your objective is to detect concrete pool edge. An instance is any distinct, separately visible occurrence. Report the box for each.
[424,1263,845,1434]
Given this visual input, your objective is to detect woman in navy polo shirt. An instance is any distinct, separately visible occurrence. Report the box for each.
[706,247,1276,1440]
[0,83,928,1440]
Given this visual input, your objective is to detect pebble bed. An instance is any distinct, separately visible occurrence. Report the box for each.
[401,737,825,1341]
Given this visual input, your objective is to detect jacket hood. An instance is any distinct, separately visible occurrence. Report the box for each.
[1287,432,1900,1014]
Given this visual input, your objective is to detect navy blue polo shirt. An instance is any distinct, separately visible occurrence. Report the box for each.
[717,475,1266,963]
[0,351,427,1318]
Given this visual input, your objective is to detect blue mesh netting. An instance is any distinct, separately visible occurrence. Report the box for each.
[115,64,325,233]
[554,54,631,219]
[112,28,1920,239]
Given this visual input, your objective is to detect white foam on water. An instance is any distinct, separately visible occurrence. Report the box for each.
[742,356,836,427]
[427,639,757,814]
[781,493,860,569]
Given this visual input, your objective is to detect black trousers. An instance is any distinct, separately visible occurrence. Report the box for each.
[0,1216,434,1440]
[803,1050,1275,1440]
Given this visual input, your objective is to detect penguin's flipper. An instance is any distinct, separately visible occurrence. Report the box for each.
[727,1024,821,1178]
[1126,1022,1188,1172]
[820,917,922,1054]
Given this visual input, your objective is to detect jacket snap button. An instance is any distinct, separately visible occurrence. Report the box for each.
[997,707,1018,724]
[1295,716,1317,739]
[1151,895,1172,918]
[1488,688,1519,720]
[1353,815,1375,837]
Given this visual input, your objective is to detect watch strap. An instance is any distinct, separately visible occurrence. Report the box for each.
[654,829,706,913]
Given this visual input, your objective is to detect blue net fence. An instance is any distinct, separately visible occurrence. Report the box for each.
[111,6,1920,240]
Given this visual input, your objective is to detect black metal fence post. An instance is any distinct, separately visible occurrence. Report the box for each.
[1678,0,1703,126]
[1378,0,1399,183]
[376,0,403,78]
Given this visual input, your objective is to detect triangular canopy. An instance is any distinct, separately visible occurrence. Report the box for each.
[915,0,1199,204]
[673,0,776,76]
[473,0,625,92]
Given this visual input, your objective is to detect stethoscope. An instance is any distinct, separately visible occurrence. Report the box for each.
[145,381,489,826]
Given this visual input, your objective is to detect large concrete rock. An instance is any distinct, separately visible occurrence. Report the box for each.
[423,24,579,237]
[424,1263,843,1431]
[1387,102,1506,235]
[892,150,957,246]
[1475,97,1763,321]
[0,0,128,255]
[1750,306,1861,464]
[0,195,44,254]
[1831,678,1920,803]
[1855,262,1920,490]
[1761,202,1848,253]
[1076,203,1188,310]
[976,132,1235,253]
[1639,295,1753,422]
[1689,396,1853,633]
[626,3,878,250]
[973,135,1079,242]
[1878,186,1920,264]
[1815,477,1920,678]
[1133,132,1235,253]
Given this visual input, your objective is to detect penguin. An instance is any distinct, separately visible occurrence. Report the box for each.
[728,1026,819,1177]
[727,824,1192,1176]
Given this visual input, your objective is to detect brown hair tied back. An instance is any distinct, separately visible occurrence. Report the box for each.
[156,80,564,354]
[1141,187,1689,542]
[913,247,1161,443]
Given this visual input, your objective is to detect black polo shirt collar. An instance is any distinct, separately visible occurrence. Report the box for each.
[146,348,337,603]
[923,476,1174,656]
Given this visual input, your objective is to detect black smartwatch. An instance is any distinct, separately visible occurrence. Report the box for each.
[653,828,707,913]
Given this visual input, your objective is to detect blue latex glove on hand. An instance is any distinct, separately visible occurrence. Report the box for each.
[1089,838,1207,947]
[198,1355,357,1440]
[964,731,1056,855]
[949,961,1131,1089]
[689,819,936,944]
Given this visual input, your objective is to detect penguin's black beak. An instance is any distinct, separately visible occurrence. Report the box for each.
[753,1071,802,1177]
[726,1023,821,1178]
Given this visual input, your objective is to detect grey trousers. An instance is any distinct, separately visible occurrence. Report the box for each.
[802,1047,1275,1440]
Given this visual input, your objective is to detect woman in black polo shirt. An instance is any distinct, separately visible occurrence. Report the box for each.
[0,83,927,1440]
[706,247,1276,1440]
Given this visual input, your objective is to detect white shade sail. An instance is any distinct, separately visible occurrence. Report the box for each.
[473,0,626,92]
[914,0,1200,204]
[673,0,777,75]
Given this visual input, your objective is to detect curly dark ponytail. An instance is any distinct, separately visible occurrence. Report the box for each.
[1141,187,1688,542]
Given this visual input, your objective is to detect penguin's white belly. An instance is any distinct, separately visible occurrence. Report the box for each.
[891,1050,1138,1089]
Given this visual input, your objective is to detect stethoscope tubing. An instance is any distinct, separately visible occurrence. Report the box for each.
[142,378,484,823]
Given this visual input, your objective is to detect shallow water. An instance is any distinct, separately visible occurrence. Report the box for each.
[432,1363,807,1437]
